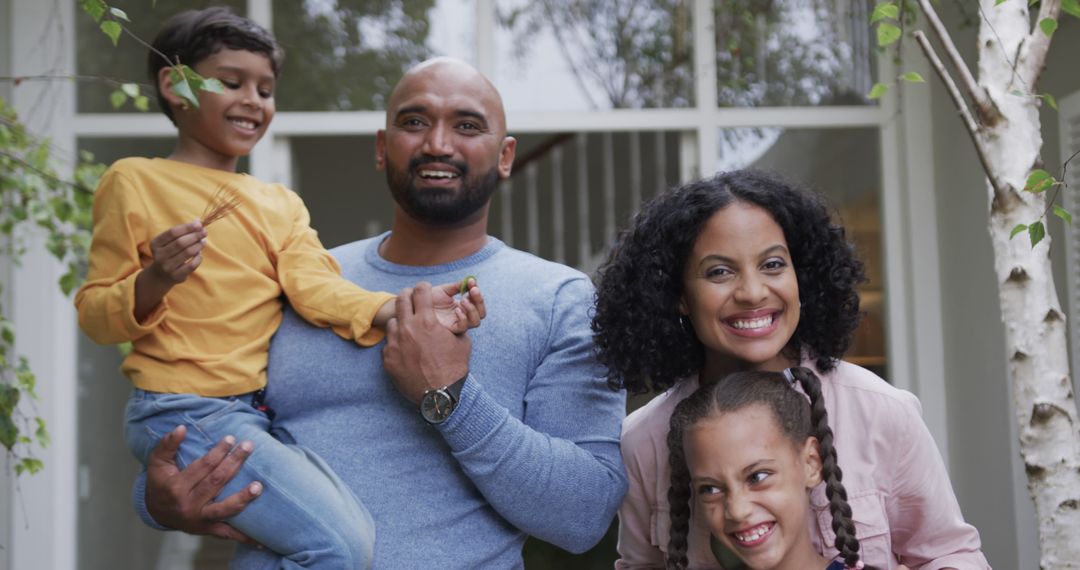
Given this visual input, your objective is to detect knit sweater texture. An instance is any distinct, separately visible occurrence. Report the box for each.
[136,234,628,569]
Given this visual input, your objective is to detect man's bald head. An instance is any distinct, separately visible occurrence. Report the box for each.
[386,57,508,137]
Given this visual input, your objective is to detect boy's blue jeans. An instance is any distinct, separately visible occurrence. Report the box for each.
[125,389,375,569]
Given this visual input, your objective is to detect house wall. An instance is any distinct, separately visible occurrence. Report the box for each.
[929,5,1080,568]
[0,0,13,564]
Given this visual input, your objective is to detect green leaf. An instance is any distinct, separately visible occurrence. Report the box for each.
[120,83,139,98]
[1039,18,1058,37]
[1029,221,1046,247]
[35,417,50,447]
[169,67,199,109]
[80,0,107,22]
[134,95,150,112]
[871,3,899,23]
[1010,223,1029,239]
[0,320,13,345]
[1040,93,1059,111]
[200,78,225,94]
[1064,0,1080,19]
[109,90,126,109]
[100,20,122,46]
[0,384,19,414]
[109,7,130,22]
[59,270,79,296]
[877,22,902,46]
[0,411,16,451]
[995,0,1008,5]
[1054,205,1074,225]
[19,458,43,476]
[899,72,925,83]
[868,83,889,99]
[1024,169,1055,193]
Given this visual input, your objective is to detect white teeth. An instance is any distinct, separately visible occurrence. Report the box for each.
[229,119,256,129]
[731,316,773,330]
[419,170,458,179]
[734,523,770,542]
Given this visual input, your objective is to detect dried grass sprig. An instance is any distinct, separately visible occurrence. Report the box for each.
[201,183,242,226]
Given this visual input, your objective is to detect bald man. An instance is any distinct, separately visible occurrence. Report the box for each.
[137,58,629,569]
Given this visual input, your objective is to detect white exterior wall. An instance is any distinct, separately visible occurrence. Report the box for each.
[6,0,1072,568]
[2,2,79,569]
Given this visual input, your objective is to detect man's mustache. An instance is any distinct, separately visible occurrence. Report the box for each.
[408,156,469,176]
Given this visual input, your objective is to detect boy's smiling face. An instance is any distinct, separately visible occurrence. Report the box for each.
[162,48,276,171]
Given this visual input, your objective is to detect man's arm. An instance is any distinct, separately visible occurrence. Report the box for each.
[383,278,628,553]
[132,425,261,543]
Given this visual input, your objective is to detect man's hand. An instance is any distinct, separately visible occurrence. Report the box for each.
[383,282,472,404]
[432,278,486,334]
[145,425,260,543]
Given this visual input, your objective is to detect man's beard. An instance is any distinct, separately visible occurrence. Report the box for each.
[386,156,499,226]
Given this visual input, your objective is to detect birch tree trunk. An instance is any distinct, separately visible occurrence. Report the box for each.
[974,1,1080,566]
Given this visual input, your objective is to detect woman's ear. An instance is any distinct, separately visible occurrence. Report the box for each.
[801,436,823,488]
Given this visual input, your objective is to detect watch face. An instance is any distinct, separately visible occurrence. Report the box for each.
[421,389,455,423]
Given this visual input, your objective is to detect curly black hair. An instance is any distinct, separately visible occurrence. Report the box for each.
[592,169,866,394]
[149,7,284,126]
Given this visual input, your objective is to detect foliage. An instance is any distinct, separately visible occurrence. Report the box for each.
[0,0,227,478]
[271,0,434,111]
[500,0,693,108]
[0,95,102,476]
[868,0,1080,248]
[500,0,867,110]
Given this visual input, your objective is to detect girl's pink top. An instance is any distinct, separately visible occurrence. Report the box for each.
[615,360,990,570]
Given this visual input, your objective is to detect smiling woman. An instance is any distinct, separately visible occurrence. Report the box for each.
[592,170,989,569]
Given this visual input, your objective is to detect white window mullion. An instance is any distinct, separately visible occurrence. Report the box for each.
[693,0,718,175]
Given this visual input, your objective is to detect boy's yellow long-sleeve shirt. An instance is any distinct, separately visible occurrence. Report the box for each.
[74,157,395,396]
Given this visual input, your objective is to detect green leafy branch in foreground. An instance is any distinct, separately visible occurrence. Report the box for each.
[1010,149,1080,247]
[79,0,225,111]
[0,96,103,476]
[866,0,1077,107]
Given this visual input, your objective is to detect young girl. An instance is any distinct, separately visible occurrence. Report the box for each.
[667,367,879,570]
[594,170,987,568]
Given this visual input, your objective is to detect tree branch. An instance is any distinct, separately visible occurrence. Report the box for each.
[1023,0,1060,87]
[912,30,1004,194]
[916,0,1003,125]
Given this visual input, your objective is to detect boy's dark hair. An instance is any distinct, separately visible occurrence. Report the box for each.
[148,7,284,125]
[592,169,866,394]
[665,368,879,570]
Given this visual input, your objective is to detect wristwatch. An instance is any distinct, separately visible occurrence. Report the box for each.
[420,375,467,425]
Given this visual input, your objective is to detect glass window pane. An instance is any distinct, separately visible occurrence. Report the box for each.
[76,0,247,114]
[715,0,877,107]
[495,0,694,111]
[273,0,476,111]
[717,127,886,376]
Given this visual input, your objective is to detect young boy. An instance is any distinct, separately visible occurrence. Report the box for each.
[74,7,482,568]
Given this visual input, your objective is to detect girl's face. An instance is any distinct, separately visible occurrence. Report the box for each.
[679,202,801,374]
[684,404,824,570]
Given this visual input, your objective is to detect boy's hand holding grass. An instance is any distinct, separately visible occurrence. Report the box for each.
[373,276,486,335]
[134,220,207,322]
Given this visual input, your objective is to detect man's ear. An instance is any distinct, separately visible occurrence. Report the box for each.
[802,436,823,489]
[497,136,517,179]
[375,130,387,171]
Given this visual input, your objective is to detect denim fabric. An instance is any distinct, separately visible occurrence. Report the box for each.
[125,389,374,569]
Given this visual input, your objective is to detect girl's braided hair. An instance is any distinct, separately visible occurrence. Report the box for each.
[665,368,879,570]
